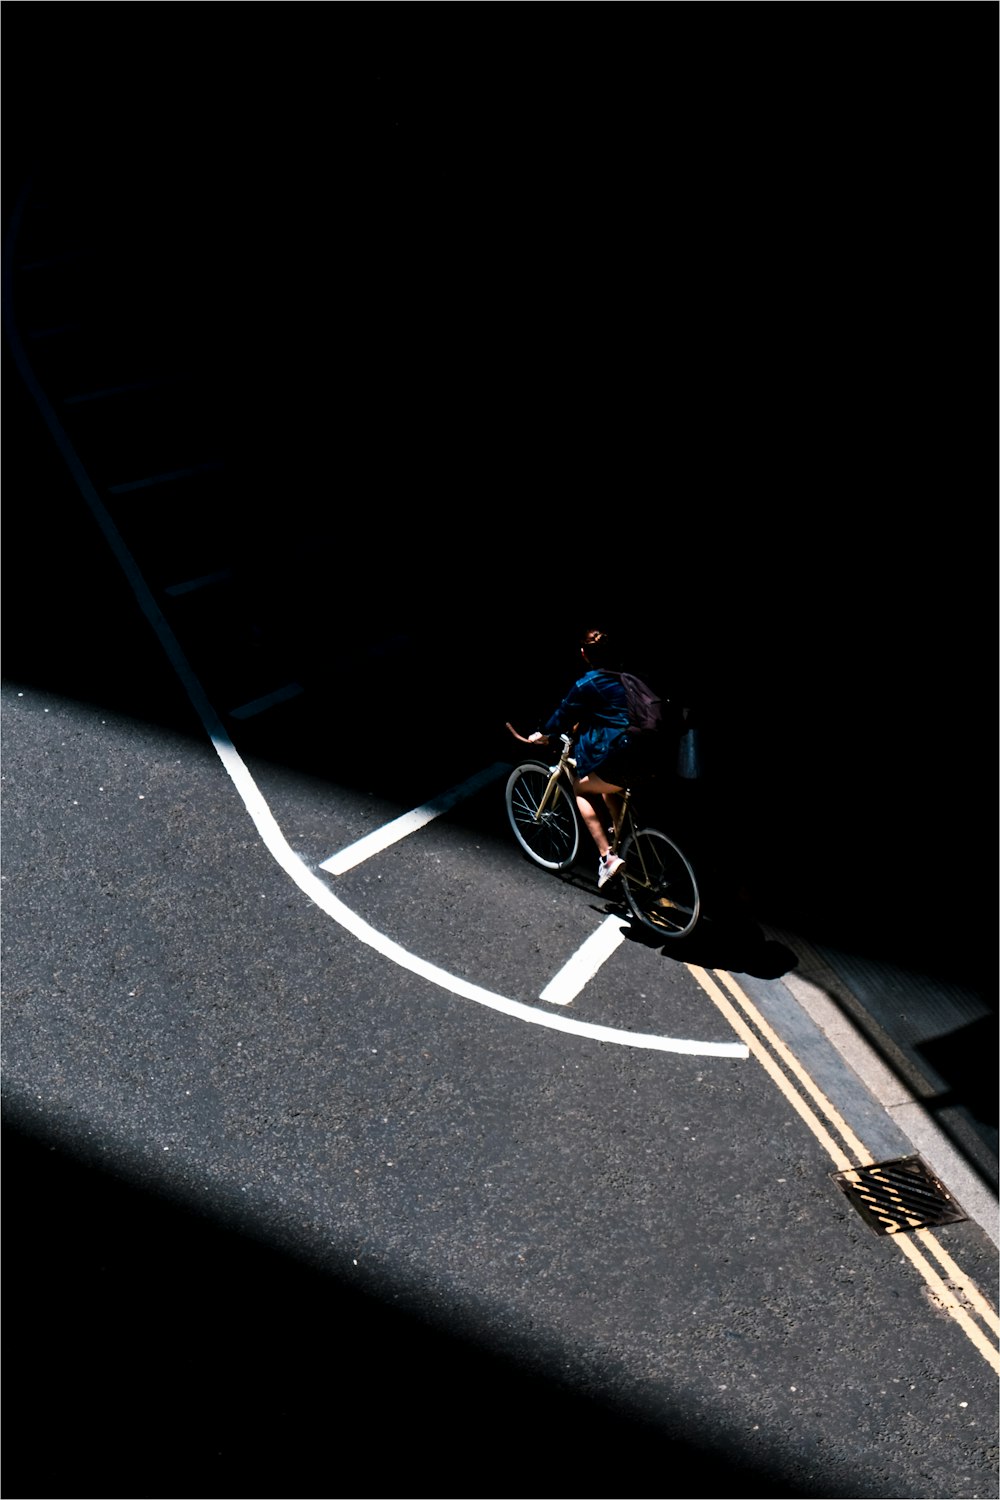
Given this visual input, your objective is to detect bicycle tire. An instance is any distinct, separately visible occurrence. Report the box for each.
[505,762,580,871]
[620,826,701,939]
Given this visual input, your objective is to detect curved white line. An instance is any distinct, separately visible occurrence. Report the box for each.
[212,731,746,1056]
[4,184,748,1060]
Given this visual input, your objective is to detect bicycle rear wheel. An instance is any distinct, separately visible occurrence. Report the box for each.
[620,827,700,939]
[505,762,580,871]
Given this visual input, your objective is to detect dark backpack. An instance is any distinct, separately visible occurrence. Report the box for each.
[618,672,665,736]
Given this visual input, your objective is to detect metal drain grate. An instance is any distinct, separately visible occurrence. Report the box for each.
[831,1155,968,1236]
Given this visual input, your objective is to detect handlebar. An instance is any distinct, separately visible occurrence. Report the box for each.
[505,722,535,745]
[506,724,574,753]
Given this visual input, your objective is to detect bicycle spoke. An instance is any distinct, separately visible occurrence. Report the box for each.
[505,763,580,871]
[621,827,700,939]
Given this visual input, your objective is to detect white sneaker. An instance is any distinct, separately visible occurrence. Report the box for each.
[597,852,624,890]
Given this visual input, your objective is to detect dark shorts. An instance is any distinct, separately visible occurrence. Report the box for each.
[587,743,634,789]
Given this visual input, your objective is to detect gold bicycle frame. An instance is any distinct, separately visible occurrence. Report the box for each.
[534,736,654,888]
[509,724,698,934]
[532,735,575,821]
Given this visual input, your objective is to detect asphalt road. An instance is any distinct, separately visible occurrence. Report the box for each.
[4,599,999,1500]
[3,15,997,1500]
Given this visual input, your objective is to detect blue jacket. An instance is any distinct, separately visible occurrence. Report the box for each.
[543,669,630,777]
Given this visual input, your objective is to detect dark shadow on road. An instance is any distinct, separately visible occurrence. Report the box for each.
[3,1115,845,1500]
[600,897,799,982]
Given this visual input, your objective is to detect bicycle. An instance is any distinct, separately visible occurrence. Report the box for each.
[504,725,701,940]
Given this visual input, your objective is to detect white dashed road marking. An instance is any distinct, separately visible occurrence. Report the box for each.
[229,681,304,720]
[539,914,628,1005]
[64,377,167,404]
[320,762,510,874]
[164,569,233,596]
[107,460,225,493]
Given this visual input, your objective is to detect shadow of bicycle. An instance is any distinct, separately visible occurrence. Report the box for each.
[599,895,798,980]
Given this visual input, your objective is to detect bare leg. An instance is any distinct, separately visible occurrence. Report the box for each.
[574,773,625,858]
[603,791,625,847]
[575,792,611,857]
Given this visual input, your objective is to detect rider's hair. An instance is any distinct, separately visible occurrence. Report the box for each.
[581,628,616,667]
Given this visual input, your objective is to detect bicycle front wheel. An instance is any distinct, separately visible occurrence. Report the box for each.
[621,827,701,939]
[505,762,580,871]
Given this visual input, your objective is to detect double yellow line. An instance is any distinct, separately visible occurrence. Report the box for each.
[690,964,1000,1375]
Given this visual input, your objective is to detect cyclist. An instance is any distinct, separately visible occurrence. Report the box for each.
[524,627,634,890]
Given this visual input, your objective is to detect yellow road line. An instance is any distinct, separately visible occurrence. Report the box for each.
[687,965,854,1172]
[895,1234,1000,1374]
[914,1229,1000,1338]
[713,968,873,1164]
[687,963,1000,1376]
